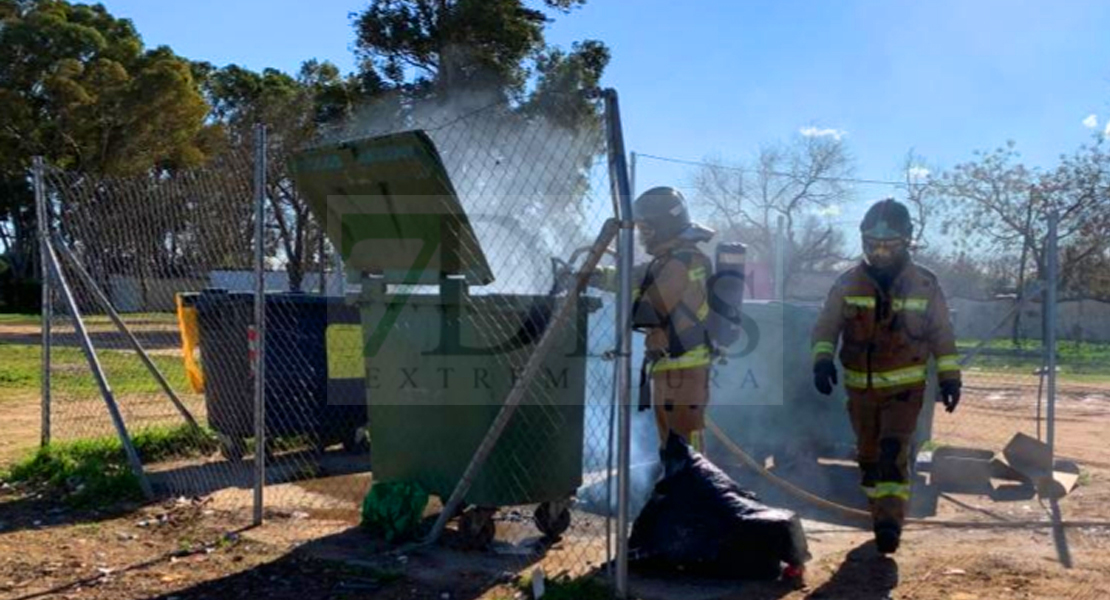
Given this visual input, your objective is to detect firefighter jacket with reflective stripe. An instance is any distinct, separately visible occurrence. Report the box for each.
[811,261,961,393]
[594,242,713,372]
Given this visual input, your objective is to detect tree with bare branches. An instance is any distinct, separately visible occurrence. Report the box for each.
[690,131,854,296]
[937,138,1110,341]
[901,148,942,249]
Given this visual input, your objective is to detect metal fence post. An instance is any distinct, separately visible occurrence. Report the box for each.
[1045,210,1058,463]
[53,236,201,431]
[253,123,268,526]
[604,88,635,599]
[630,151,637,199]
[774,215,786,300]
[33,156,52,448]
[42,227,153,498]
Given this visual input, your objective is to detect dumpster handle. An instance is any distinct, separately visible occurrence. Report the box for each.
[422,217,622,546]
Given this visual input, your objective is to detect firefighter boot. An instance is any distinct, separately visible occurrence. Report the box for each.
[874,520,901,554]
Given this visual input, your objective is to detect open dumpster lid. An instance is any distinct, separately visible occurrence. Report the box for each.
[289,130,494,285]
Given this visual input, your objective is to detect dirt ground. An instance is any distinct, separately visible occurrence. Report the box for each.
[3,316,1110,598]
[2,473,1110,600]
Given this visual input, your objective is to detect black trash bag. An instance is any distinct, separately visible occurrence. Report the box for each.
[628,432,811,580]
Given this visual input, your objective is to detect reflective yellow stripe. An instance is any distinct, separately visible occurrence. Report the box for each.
[844,296,875,308]
[688,266,707,281]
[697,301,709,320]
[843,365,928,389]
[893,297,929,312]
[864,482,911,500]
[652,345,711,372]
[937,354,961,372]
[845,296,928,311]
[812,341,835,357]
[689,430,704,453]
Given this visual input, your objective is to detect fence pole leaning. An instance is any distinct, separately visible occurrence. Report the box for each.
[253,123,269,526]
[1045,210,1059,463]
[603,88,636,600]
[41,221,153,498]
[51,235,201,432]
[33,156,52,448]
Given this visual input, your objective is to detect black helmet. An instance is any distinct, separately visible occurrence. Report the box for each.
[860,198,913,241]
[633,186,714,252]
[634,186,691,236]
[860,198,912,271]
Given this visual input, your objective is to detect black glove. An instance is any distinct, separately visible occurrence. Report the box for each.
[939,379,961,413]
[813,358,838,395]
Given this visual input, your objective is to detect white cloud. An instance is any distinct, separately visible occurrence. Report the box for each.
[1105,121,1110,138]
[816,204,842,217]
[907,166,931,181]
[799,126,847,141]
[1083,114,1099,129]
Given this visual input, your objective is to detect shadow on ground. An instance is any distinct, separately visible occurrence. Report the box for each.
[805,541,899,600]
[0,447,371,536]
[140,522,597,600]
[0,488,141,536]
[148,446,372,498]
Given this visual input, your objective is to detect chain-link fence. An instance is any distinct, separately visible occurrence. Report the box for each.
[632,150,1110,535]
[251,90,624,578]
[22,88,1110,597]
[39,149,258,507]
[32,89,634,587]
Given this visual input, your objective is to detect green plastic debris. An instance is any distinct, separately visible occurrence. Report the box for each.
[360,481,430,543]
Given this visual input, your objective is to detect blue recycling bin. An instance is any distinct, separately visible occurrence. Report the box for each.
[193,289,367,461]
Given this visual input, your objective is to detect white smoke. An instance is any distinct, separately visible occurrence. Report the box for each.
[315,85,606,296]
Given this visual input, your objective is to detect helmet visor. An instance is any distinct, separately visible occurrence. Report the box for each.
[863,237,907,269]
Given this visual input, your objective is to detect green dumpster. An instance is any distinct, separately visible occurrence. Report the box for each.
[290,130,600,544]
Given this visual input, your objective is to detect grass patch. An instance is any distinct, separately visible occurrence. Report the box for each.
[1077,471,1092,487]
[956,339,1110,380]
[0,312,178,327]
[0,424,218,507]
[0,343,191,396]
[0,314,40,326]
[516,572,611,600]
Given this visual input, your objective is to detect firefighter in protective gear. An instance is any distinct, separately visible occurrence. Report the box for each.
[811,198,962,555]
[584,186,715,452]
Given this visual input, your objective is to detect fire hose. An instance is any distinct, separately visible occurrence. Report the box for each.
[704,417,1110,529]
[553,243,1108,530]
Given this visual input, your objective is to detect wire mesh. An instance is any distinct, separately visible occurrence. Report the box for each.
[33,88,626,587]
[33,85,1109,592]
[634,149,1110,532]
[40,149,261,519]
[254,90,621,579]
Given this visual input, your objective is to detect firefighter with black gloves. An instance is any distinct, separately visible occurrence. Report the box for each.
[811,198,962,554]
[582,186,715,453]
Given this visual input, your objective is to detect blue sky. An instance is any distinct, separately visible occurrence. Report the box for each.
[101,0,1110,233]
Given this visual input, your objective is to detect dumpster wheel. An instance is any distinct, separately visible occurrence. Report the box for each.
[458,506,496,549]
[342,426,371,455]
[534,499,572,539]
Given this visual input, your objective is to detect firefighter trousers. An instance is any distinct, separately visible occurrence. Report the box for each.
[846,387,924,531]
[651,366,710,452]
